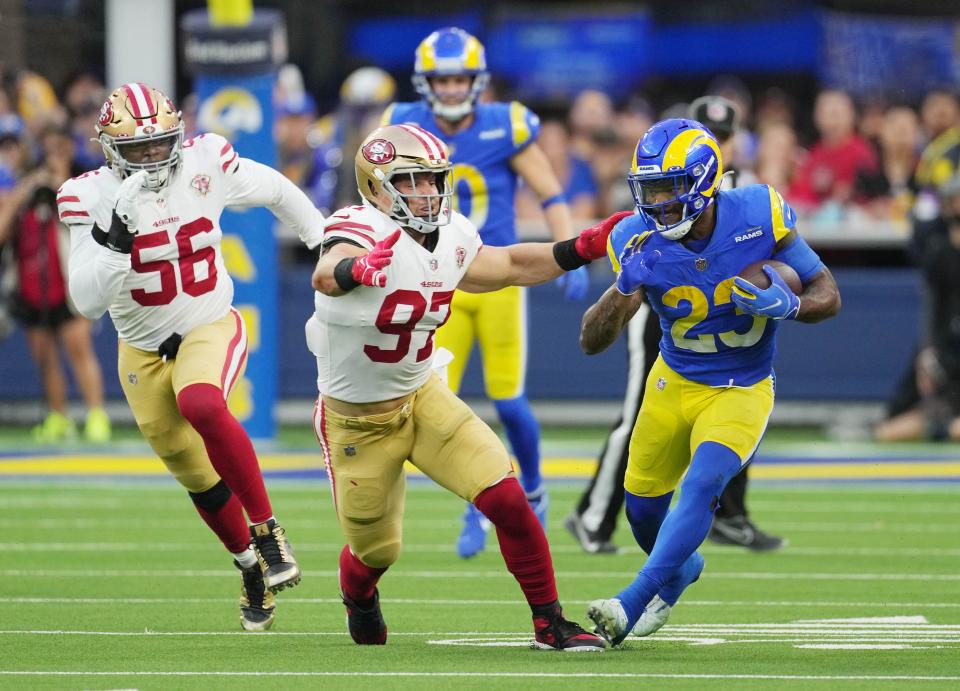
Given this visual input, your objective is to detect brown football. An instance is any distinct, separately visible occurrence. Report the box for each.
[737,259,802,294]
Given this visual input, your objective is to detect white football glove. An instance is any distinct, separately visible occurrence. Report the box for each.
[114,170,148,230]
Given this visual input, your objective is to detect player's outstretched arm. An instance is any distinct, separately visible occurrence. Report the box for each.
[224,156,326,252]
[459,211,630,293]
[580,284,645,355]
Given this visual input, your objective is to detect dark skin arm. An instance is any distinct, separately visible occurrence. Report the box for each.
[776,229,842,324]
[580,285,645,355]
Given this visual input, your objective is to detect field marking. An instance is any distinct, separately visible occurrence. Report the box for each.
[3,568,958,581]
[4,596,960,609]
[0,671,959,682]
[4,541,960,559]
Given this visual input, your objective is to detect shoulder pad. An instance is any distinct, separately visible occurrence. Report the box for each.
[323,205,394,251]
[57,170,108,226]
[507,101,540,151]
[183,132,240,175]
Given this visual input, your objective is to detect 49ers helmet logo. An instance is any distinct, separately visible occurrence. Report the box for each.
[98,100,114,128]
[362,139,396,164]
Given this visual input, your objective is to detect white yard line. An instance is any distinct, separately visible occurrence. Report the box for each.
[0,670,957,682]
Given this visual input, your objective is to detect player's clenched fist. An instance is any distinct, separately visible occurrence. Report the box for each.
[114,170,148,230]
[574,211,634,262]
[351,229,401,288]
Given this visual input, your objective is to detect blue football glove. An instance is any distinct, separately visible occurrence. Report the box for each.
[616,248,661,295]
[557,265,589,301]
[731,265,801,320]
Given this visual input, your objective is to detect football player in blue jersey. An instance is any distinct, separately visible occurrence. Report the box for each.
[580,118,841,645]
[381,27,587,558]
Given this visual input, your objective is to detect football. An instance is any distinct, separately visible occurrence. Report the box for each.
[737,259,803,294]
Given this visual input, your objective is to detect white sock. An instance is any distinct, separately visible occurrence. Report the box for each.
[233,547,257,568]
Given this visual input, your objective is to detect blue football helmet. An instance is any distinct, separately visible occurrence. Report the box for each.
[412,27,489,122]
[627,118,724,240]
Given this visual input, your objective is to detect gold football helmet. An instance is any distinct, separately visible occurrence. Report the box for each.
[355,124,453,233]
[96,83,184,190]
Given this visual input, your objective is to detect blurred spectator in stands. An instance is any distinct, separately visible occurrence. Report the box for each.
[311,66,396,213]
[857,97,887,151]
[0,124,109,443]
[787,89,878,218]
[914,90,959,193]
[706,74,757,171]
[0,114,27,193]
[516,118,598,223]
[754,87,795,131]
[690,95,757,187]
[568,89,615,163]
[856,105,921,223]
[275,66,395,215]
[755,122,802,192]
[275,89,317,194]
[16,72,62,144]
[62,71,105,171]
[875,174,960,442]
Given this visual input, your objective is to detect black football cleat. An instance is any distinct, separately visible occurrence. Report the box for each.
[343,588,388,645]
[234,559,275,632]
[533,603,606,652]
[708,516,786,552]
[250,519,302,593]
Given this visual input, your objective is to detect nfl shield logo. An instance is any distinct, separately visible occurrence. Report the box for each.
[455,246,466,268]
[429,259,438,271]
[656,377,666,391]
[695,257,708,271]
[127,372,138,385]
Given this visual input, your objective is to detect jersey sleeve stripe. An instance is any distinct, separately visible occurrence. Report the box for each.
[221,152,238,172]
[56,195,80,204]
[324,223,376,246]
[59,210,89,218]
[767,185,791,242]
[510,102,531,148]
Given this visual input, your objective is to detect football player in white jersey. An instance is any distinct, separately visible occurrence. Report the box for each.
[307,123,629,651]
[60,83,323,632]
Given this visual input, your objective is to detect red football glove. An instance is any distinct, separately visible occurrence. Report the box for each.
[574,210,634,262]
[352,229,401,288]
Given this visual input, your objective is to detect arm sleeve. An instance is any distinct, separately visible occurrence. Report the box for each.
[67,222,132,319]
[224,157,326,250]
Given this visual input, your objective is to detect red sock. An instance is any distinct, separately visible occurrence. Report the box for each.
[176,383,272,523]
[193,492,250,554]
[339,544,387,603]
[474,477,558,607]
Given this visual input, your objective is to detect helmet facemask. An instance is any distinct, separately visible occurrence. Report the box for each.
[629,163,715,241]
[378,167,453,233]
[100,124,184,191]
[413,72,489,122]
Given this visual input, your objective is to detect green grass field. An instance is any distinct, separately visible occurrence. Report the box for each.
[1,475,958,690]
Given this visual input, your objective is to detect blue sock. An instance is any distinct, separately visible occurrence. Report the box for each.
[624,491,673,554]
[616,442,742,624]
[493,395,542,493]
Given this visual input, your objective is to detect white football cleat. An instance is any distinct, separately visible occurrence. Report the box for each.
[632,595,671,637]
[586,598,630,646]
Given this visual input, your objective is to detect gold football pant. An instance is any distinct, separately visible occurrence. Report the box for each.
[118,308,248,493]
[314,374,513,568]
[626,356,775,497]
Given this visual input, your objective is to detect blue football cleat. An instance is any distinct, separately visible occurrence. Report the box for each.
[526,485,549,531]
[456,503,490,559]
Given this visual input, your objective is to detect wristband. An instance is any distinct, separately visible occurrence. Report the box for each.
[553,238,589,271]
[333,257,360,292]
[541,193,567,210]
[91,211,135,254]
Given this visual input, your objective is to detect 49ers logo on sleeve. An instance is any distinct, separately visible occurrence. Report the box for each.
[362,139,396,164]
[98,100,113,128]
